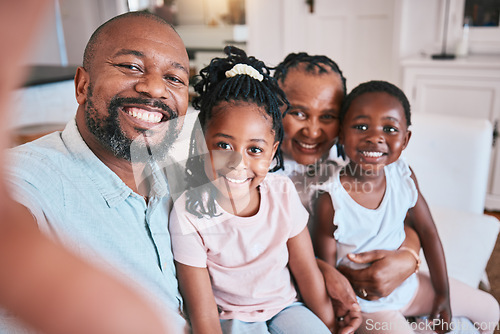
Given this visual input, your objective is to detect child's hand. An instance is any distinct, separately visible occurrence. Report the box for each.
[430,294,452,334]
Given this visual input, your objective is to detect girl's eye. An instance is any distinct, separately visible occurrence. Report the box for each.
[384,126,398,133]
[249,147,263,154]
[353,124,368,131]
[216,142,231,150]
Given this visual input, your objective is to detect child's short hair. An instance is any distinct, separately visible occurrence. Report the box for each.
[185,46,287,218]
[340,80,411,127]
[273,52,347,96]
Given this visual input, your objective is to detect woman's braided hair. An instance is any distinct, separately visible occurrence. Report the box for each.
[273,52,347,95]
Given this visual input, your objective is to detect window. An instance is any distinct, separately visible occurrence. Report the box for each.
[453,0,500,54]
[464,0,500,26]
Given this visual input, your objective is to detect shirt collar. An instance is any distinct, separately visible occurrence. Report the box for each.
[61,119,138,207]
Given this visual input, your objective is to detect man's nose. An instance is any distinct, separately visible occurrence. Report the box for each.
[135,73,169,99]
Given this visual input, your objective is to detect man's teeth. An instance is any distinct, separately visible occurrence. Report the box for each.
[298,142,318,149]
[224,176,249,184]
[362,151,383,158]
[127,109,162,123]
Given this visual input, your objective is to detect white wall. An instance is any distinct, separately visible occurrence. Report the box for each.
[24,1,63,65]
[176,0,230,26]
[398,0,442,59]
[245,0,283,67]
[246,0,405,90]
[27,0,127,66]
[245,0,477,89]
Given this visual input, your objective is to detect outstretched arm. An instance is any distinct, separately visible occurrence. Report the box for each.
[0,201,175,334]
[313,192,361,334]
[175,262,222,334]
[407,170,451,334]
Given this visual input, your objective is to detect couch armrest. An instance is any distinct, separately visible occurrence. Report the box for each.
[418,206,499,288]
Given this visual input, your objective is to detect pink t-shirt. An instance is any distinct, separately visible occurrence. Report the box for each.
[169,173,309,322]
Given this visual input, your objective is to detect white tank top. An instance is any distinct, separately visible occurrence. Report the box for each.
[319,158,419,313]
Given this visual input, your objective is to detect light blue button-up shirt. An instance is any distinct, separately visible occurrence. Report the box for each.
[5,119,186,332]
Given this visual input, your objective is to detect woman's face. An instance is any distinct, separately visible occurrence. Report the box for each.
[279,66,344,166]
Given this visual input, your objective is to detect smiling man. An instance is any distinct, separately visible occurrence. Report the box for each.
[75,11,190,184]
[5,11,190,333]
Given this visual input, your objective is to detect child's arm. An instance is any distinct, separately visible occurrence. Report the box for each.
[175,261,222,334]
[313,192,363,334]
[407,170,451,334]
[287,227,335,330]
[312,192,338,266]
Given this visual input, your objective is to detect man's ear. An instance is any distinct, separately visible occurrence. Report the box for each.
[74,66,89,105]
[402,129,412,150]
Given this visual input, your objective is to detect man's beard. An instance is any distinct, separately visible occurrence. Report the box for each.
[84,87,181,163]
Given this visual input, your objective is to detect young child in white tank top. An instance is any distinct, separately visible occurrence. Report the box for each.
[314,80,499,334]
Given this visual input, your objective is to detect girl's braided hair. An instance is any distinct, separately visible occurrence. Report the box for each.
[185,46,289,217]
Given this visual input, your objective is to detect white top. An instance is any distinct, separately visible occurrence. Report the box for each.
[320,158,419,313]
[169,173,309,322]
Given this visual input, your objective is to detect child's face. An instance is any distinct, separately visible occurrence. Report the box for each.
[280,66,344,166]
[203,101,279,204]
[340,92,411,173]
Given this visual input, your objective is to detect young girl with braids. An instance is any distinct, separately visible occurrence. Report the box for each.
[168,46,335,334]
[314,80,499,334]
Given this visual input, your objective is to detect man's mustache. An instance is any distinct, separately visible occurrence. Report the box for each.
[108,96,178,120]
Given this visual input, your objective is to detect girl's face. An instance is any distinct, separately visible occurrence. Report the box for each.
[280,66,344,166]
[203,101,279,210]
[340,92,411,174]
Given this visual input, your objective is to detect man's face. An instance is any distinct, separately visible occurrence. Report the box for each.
[75,16,190,162]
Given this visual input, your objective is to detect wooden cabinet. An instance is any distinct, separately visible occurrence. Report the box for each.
[401,55,500,210]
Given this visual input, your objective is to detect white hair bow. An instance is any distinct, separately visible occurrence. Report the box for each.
[225,63,263,82]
